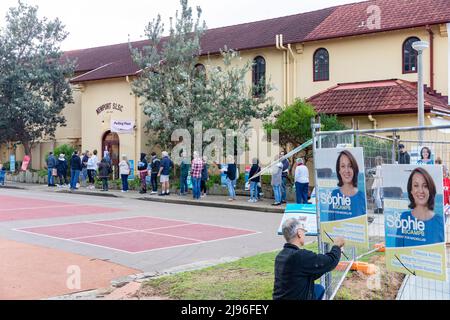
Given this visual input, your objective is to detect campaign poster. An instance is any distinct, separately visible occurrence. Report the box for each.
[316,147,369,249]
[383,165,447,281]
[128,160,135,180]
[244,165,251,191]
[220,164,228,187]
[278,204,318,237]
[9,155,15,173]
[21,155,31,171]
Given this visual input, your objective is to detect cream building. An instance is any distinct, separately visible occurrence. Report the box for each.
[1,0,449,171]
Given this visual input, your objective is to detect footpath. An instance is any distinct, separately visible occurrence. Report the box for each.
[0,182,286,214]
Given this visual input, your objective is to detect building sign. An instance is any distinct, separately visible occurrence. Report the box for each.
[96,103,124,115]
[111,120,134,134]
[383,164,447,281]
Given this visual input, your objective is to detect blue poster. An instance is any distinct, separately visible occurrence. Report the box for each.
[220,164,228,187]
[315,147,369,249]
[383,164,447,281]
[278,204,318,236]
[10,155,15,173]
[128,160,135,180]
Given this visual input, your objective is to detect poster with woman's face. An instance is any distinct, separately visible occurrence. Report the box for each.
[316,148,369,249]
[383,165,447,281]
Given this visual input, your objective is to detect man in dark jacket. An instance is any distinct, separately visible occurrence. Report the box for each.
[398,144,411,164]
[273,218,344,300]
[70,151,82,191]
[138,153,148,194]
[56,154,69,187]
[46,152,57,187]
[150,152,161,194]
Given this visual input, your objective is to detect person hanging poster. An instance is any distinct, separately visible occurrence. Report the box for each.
[316,147,369,249]
[383,164,447,281]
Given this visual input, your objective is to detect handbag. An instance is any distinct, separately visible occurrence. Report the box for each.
[52,168,58,176]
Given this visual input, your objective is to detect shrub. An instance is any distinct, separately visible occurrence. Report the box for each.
[52,144,76,168]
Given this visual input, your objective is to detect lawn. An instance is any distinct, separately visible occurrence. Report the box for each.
[138,243,318,300]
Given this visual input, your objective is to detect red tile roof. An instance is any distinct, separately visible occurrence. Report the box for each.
[307,79,450,116]
[67,0,450,83]
[305,0,450,42]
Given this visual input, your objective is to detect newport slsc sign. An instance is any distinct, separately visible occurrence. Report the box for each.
[96,102,124,115]
[111,120,134,134]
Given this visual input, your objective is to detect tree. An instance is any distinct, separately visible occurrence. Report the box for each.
[0,1,74,161]
[264,99,347,164]
[131,0,277,151]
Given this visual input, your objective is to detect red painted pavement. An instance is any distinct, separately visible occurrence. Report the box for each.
[0,195,122,222]
[146,223,258,241]
[22,223,130,240]
[93,216,188,230]
[17,217,259,253]
[76,231,201,253]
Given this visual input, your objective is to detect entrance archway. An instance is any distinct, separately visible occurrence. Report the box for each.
[102,131,120,179]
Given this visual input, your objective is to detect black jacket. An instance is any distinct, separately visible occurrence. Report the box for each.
[399,151,411,164]
[56,159,68,174]
[138,153,148,171]
[151,157,161,174]
[249,164,261,183]
[273,243,341,300]
[226,163,237,181]
[71,155,82,170]
[98,160,112,178]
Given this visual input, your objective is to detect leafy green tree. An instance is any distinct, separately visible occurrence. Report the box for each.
[131,0,276,151]
[0,1,74,161]
[265,99,347,164]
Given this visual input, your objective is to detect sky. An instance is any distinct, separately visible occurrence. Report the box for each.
[0,0,358,51]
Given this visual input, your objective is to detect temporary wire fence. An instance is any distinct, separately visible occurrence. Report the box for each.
[313,122,450,300]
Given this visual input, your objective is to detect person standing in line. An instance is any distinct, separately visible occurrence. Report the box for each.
[98,158,112,191]
[180,152,190,196]
[46,152,57,187]
[248,158,261,203]
[119,155,131,193]
[398,144,410,164]
[158,151,173,196]
[271,156,283,206]
[56,154,69,187]
[201,156,209,198]
[295,158,310,204]
[138,153,148,194]
[150,152,161,195]
[280,150,290,204]
[70,151,82,191]
[222,156,237,202]
[371,156,384,214]
[191,151,203,200]
[87,150,99,190]
[81,151,89,188]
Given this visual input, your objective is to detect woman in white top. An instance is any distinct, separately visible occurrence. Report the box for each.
[86,150,99,189]
[371,156,383,213]
[119,155,131,192]
[295,158,310,204]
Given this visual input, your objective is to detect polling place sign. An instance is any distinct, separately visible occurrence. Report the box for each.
[315,147,369,249]
[111,120,134,134]
[383,164,447,281]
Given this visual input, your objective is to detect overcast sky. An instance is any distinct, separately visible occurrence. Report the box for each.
[0,0,357,51]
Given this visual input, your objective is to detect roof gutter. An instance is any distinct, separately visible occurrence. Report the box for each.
[276,34,288,106]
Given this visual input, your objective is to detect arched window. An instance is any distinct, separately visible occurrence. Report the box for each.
[403,37,420,74]
[193,63,206,78]
[313,48,329,82]
[252,56,266,97]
